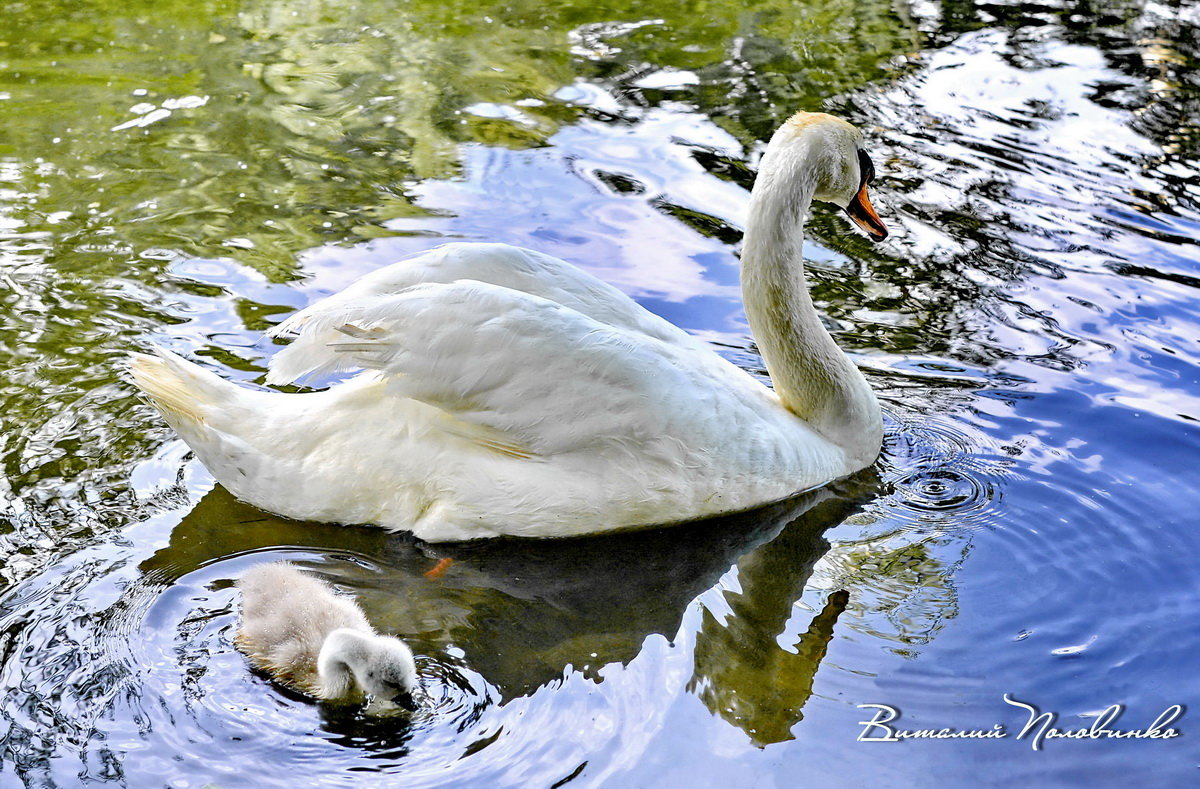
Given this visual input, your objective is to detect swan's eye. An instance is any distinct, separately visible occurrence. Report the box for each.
[857,150,876,188]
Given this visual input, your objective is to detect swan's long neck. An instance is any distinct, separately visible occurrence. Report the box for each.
[741,137,882,464]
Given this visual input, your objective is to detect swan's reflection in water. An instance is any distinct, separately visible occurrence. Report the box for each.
[138,471,879,744]
[690,494,856,746]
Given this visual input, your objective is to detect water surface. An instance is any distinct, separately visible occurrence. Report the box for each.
[2,0,1199,785]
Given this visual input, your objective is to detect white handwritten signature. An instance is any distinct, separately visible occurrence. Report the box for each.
[856,695,1184,751]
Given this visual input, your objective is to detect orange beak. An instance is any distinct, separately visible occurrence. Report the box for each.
[845,184,888,241]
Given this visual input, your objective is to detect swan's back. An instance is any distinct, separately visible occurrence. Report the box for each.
[265,243,695,385]
[235,562,373,694]
[132,239,865,540]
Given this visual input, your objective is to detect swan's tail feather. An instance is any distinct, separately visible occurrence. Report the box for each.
[129,349,285,508]
[128,348,238,426]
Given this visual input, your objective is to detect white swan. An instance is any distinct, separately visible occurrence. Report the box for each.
[131,111,887,540]
[235,561,419,708]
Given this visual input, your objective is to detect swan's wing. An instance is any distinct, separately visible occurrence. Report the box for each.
[267,279,732,457]
[267,243,689,383]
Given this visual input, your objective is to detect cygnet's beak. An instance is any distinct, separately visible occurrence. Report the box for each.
[844,184,888,241]
[393,690,419,712]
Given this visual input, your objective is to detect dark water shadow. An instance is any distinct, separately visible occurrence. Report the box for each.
[138,471,880,713]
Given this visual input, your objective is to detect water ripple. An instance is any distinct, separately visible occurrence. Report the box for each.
[880,414,1008,532]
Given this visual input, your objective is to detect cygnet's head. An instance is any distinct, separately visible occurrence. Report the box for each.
[317,628,419,710]
[759,111,888,241]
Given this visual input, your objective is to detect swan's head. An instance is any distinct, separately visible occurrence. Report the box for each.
[759,111,888,241]
[317,628,420,710]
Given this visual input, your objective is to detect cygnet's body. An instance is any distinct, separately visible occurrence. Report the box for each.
[234,562,418,707]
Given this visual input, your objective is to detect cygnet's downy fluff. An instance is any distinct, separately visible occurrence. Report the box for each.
[234,561,418,709]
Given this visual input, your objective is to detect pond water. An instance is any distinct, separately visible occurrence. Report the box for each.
[2,0,1199,785]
